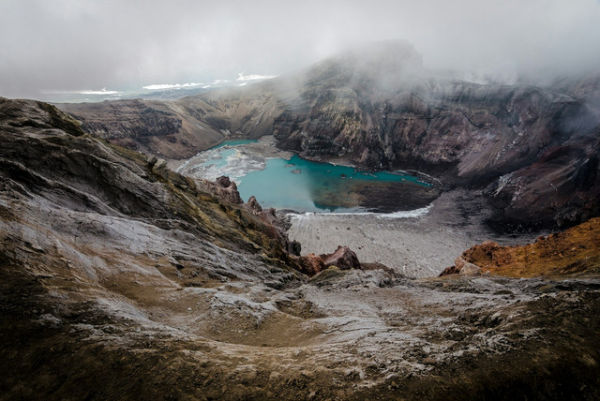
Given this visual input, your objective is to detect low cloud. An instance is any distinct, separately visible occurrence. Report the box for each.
[142,83,204,91]
[41,88,121,95]
[236,73,278,82]
[1,0,600,98]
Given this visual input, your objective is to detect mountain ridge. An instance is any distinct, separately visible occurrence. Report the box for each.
[57,44,600,231]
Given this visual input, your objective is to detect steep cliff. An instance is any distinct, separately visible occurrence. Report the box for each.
[59,99,225,159]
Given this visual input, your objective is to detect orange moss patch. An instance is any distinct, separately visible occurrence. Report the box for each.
[462,217,600,278]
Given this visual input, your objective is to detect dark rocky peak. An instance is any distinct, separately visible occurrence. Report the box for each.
[302,40,425,95]
[246,195,263,214]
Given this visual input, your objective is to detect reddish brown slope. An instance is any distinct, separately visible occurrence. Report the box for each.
[442,217,600,278]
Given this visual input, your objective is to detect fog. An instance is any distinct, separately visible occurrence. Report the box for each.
[1,0,600,98]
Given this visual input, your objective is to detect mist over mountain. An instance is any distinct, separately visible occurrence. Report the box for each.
[2,0,600,99]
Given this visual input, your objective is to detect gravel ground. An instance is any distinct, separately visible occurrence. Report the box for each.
[287,190,540,278]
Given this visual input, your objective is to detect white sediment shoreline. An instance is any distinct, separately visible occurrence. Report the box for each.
[172,135,292,183]
[287,203,433,220]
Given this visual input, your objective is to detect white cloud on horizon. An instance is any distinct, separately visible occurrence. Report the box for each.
[41,88,121,95]
[142,82,204,90]
[236,73,277,82]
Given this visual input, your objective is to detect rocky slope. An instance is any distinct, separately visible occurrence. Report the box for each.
[3,97,600,400]
[58,81,285,160]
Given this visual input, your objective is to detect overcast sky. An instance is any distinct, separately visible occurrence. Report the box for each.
[1,0,600,98]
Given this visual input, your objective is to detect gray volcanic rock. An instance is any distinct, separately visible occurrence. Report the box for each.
[2,97,600,400]
[0,97,297,275]
[486,134,600,231]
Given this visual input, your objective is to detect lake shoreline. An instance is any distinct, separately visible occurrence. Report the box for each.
[172,135,438,212]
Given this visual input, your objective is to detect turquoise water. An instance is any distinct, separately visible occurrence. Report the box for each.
[211,139,258,149]
[235,154,430,212]
[197,141,430,212]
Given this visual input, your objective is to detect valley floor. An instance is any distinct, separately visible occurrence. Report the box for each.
[288,189,539,277]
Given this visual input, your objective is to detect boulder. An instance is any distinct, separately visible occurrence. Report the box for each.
[439,256,481,277]
[298,254,325,276]
[321,246,361,270]
[287,240,301,256]
[456,257,481,276]
[298,245,361,276]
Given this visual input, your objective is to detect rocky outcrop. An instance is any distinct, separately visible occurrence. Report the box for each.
[204,175,243,204]
[298,245,361,275]
[246,195,263,214]
[441,217,600,278]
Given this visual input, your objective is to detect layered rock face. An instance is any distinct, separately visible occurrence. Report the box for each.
[485,134,600,231]
[59,99,225,159]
